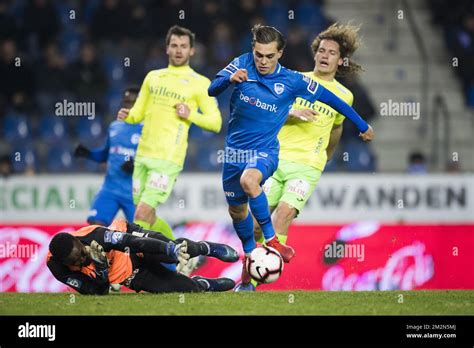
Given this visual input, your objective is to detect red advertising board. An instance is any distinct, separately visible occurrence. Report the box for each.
[1,223,473,292]
[184,222,474,291]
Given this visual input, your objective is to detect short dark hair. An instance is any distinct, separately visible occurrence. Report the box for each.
[251,24,286,51]
[124,86,140,95]
[49,233,75,262]
[166,25,195,48]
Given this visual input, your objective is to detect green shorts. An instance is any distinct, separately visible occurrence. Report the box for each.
[132,156,182,208]
[263,159,322,213]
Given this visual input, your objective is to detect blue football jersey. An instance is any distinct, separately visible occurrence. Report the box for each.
[216,52,323,156]
[88,121,143,199]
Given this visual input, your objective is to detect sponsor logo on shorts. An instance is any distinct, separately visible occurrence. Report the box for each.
[225,191,235,197]
[286,179,310,200]
[132,179,140,194]
[262,179,273,193]
[148,173,169,191]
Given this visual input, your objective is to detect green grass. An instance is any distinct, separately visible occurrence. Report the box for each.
[1,291,473,315]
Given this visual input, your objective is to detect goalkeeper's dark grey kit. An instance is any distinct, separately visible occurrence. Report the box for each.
[47,220,237,294]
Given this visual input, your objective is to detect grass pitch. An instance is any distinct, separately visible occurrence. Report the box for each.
[1,290,473,315]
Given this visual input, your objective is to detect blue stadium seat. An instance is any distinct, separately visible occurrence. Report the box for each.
[194,140,221,171]
[263,1,289,33]
[11,142,38,173]
[295,0,326,31]
[103,55,125,84]
[39,114,68,143]
[76,117,104,143]
[3,112,32,143]
[106,88,124,115]
[46,142,75,172]
[59,28,81,63]
[467,85,474,108]
[340,139,377,172]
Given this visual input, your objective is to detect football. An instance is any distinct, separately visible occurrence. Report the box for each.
[246,246,284,284]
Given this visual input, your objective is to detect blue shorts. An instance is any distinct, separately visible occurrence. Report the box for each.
[87,188,135,225]
[222,151,278,206]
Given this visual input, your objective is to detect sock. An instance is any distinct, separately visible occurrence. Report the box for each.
[134,219,151,230]
[277,233,288,245]
[161,263,177,272]
[198,241,211,255]
[249,191,275,241]
[233,212,256,254]
[151,216,175,240]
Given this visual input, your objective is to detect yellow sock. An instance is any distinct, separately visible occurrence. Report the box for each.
[150,216,175,240]
[134,219,151,230]
[277,233,288,245]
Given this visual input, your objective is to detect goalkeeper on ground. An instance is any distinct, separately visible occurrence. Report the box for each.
[46,220,238,294]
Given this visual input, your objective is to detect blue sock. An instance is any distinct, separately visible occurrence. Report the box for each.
[233,211,256,254]
[249,191,275,241]
[161,263,177,272]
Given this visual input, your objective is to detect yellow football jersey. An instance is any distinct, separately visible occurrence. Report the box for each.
[278,71,353,171]
[125,64,222,167]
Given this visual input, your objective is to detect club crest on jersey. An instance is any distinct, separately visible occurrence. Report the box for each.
[274,83,285,95]
[131,133,140,145]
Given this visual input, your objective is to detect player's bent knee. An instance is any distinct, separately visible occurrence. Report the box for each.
[134,202,155,222]
[228,205,247,222]
[240,175,259,196]
[274,203,297,225]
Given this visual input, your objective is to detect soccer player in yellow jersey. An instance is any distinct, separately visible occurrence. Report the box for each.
[117,26,222,240]
[254,23,370,251]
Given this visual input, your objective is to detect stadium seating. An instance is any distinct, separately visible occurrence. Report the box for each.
[76,117,104,144]
[45,141,75,172]
[39,114,68,143]
[3,112,32,143]
[10,142,38,173]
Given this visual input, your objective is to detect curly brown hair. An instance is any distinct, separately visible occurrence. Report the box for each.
[311,23,363,76]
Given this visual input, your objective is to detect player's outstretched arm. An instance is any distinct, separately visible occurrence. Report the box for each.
[47,260,109,295]
[73,141,109,163]
[89,131,111,162]
[186,81,222,133]
[294,75,374,141]
[208,53,249,96]
[208,68,248,96]
[317,87,374,141]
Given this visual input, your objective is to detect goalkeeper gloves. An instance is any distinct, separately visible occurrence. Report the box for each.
[165,240,190,272]
[87,240,109,282]
[74,144,91,158]
[121,157,135,174]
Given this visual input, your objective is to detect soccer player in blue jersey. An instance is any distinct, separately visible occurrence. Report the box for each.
[74,87,143,226]
[208,24,374,291]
